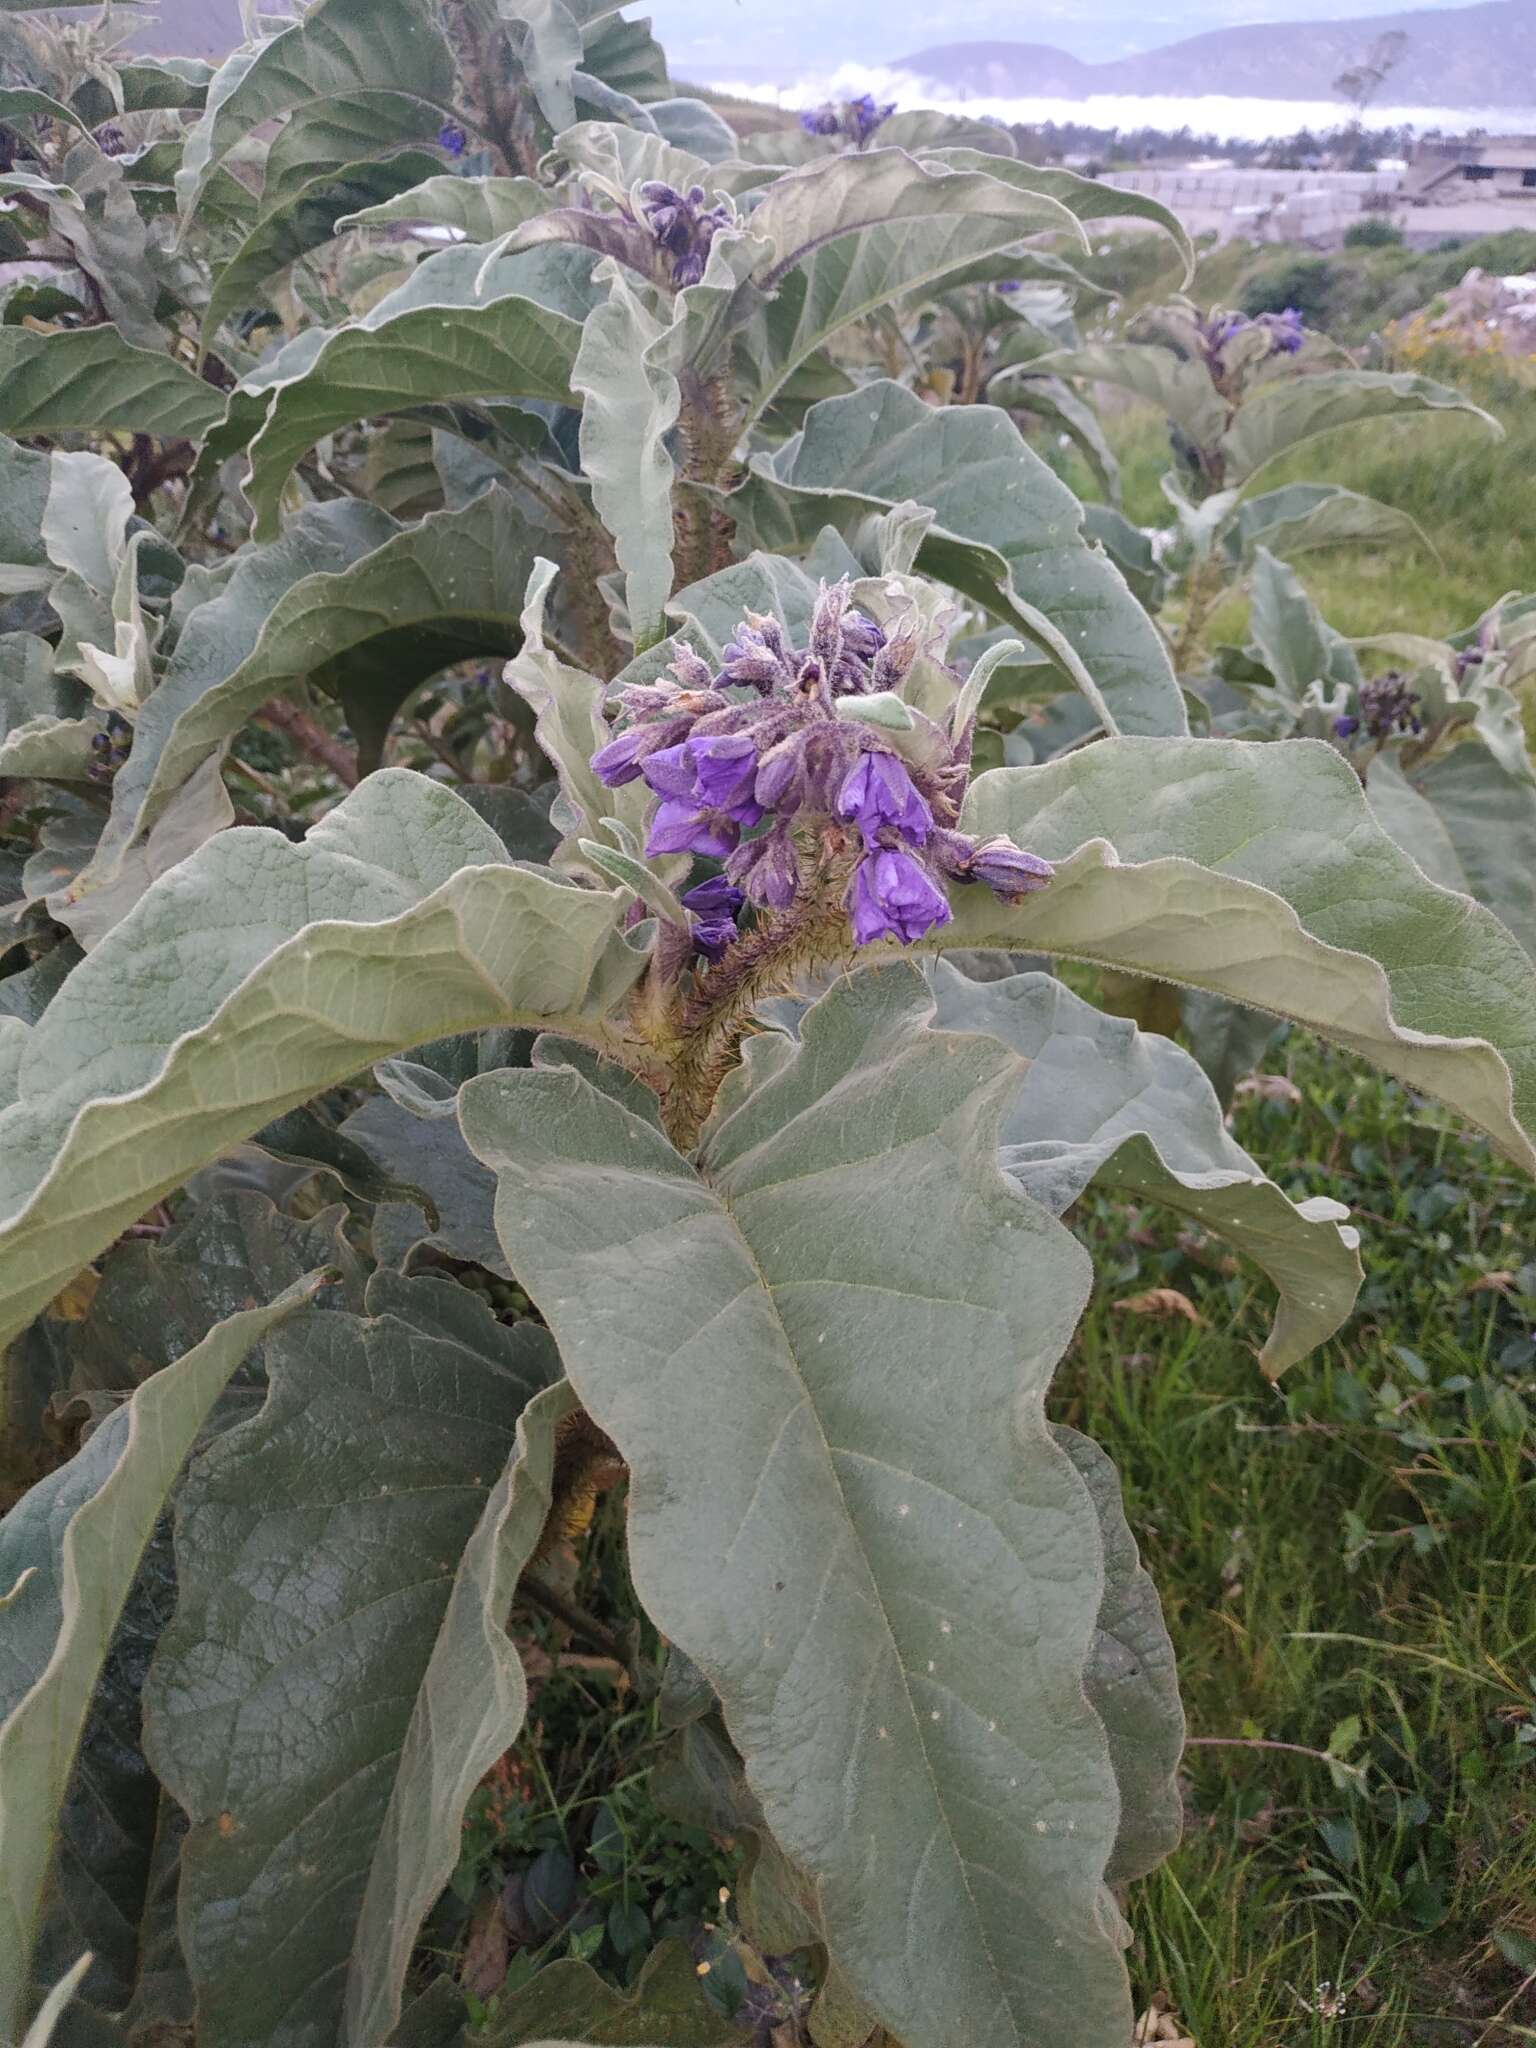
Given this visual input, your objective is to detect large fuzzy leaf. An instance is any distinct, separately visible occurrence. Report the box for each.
[240,248,590,538]
[261,90,448,214]
[176,0,455,222]
[950,738,1536,1173]
[730,380,1185,739]
[734,173,1104,426]
[0,1274,327,2043]
[142,1278,569,2048]
[460,964,1143,2048]
[0,326,226,440]
[200,149,442,349]
[1221,368,1500,486]
[1034,342,1227,453]
[572,263,678,650]
[339,174,551,240]
[0,635,93,781]
[1369,749,1536,960]
[1228,482,1429,564]
[0,770,640,1347]
[927,961,1360,1372]
[930,150,1194,280]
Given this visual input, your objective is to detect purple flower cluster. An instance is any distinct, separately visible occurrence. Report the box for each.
[636,180,732,288]
[438,122,468,159]
[799,92,896,146]
[592,580,1052,957]
[1199,305,1305,368]
[1333,671,1425,744]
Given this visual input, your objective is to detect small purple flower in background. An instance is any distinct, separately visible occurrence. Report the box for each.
[1257,306,1305,355]
[438,121,468,159]
[637,180,732,289]
[588,577,1053,964]
[94,123,127,157]
[798,95,895,147]
[848,849,952,946]
[1334,672,1425,746]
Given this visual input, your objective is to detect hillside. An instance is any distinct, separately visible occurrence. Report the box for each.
[903,0,1536,106]
[37,1,292,59]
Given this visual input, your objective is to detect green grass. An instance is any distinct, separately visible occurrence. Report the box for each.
[1060,1029,1536,2044]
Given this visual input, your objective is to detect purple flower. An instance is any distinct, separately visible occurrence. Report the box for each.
[847,849,952,946]
[1333,714,1361,740]
[593,722,685,787]
[800,104,842,136]
[646,801,742,859]
[964,835,1053,901]
[845,92,896,145]
[840,610,885,662]
[1260,306,1305,354]
[637,179,731,289]
[728,826,799,909]
[683,873,747,955]
[438,122,468,158]
[688,731,760,811]
[836,749,933,845]
[641,741,703,800]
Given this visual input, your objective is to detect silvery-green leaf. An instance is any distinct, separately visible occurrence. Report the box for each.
[1369,748,1536,959]
[1229,482,1430,564]
[0,769,639,1346]
[176,0,455,222]
[1037,341,1227,453]
[200,149,441,349]
[1222,369,1500,487]
[260,89,447,214]
[342,1091,507,1276]
[503,0,584,133]
[39,451,133,598]
[1050,1426,1182,1885]
[646,96,739,162]
[0,326,226,440]
[473,1940,739,2046]
[339,173,549,240]
[730,381,1185,738]
[544,118,707,206]
[572,262,678,650]
[0,1272,327,2043]
[141,1282,569,2048]
[460,963,1142,2048]
[1081,506,1163,613]
[45,149,161,354]
[1248,546,1348,700]
[81,487,545,901]
[1178,989,1287,1108]
[0,87,93,139]
[994,369,1122,506]
[928,960,1360,1372]
[951,737,1536,1173]
[575,4,669,102]
[50,755,234,953]
[240,249,588,539]
[926,150,1193,279]
[0,170,84,206]
[0,635,93,781]
[503,559,658,861]
[746,148,1085,287]
[736,194,1102,426]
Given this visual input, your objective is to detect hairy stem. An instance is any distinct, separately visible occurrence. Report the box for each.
[663,889,856,1147]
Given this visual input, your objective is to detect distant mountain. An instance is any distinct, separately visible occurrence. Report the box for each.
[902,0,1536,106]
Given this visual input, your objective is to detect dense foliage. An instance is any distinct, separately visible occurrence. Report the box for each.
[0,5,1532,2047]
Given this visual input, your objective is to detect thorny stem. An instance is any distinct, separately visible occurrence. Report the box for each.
[1173,554,1221,672]
[661,884,857,1148]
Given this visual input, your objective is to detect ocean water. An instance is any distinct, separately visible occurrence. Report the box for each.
[708,60,1536,140]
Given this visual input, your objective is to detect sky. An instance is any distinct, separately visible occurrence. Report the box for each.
[647,0,1482,82]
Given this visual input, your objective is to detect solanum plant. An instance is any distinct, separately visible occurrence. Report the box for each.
[2,5,1535,2048]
